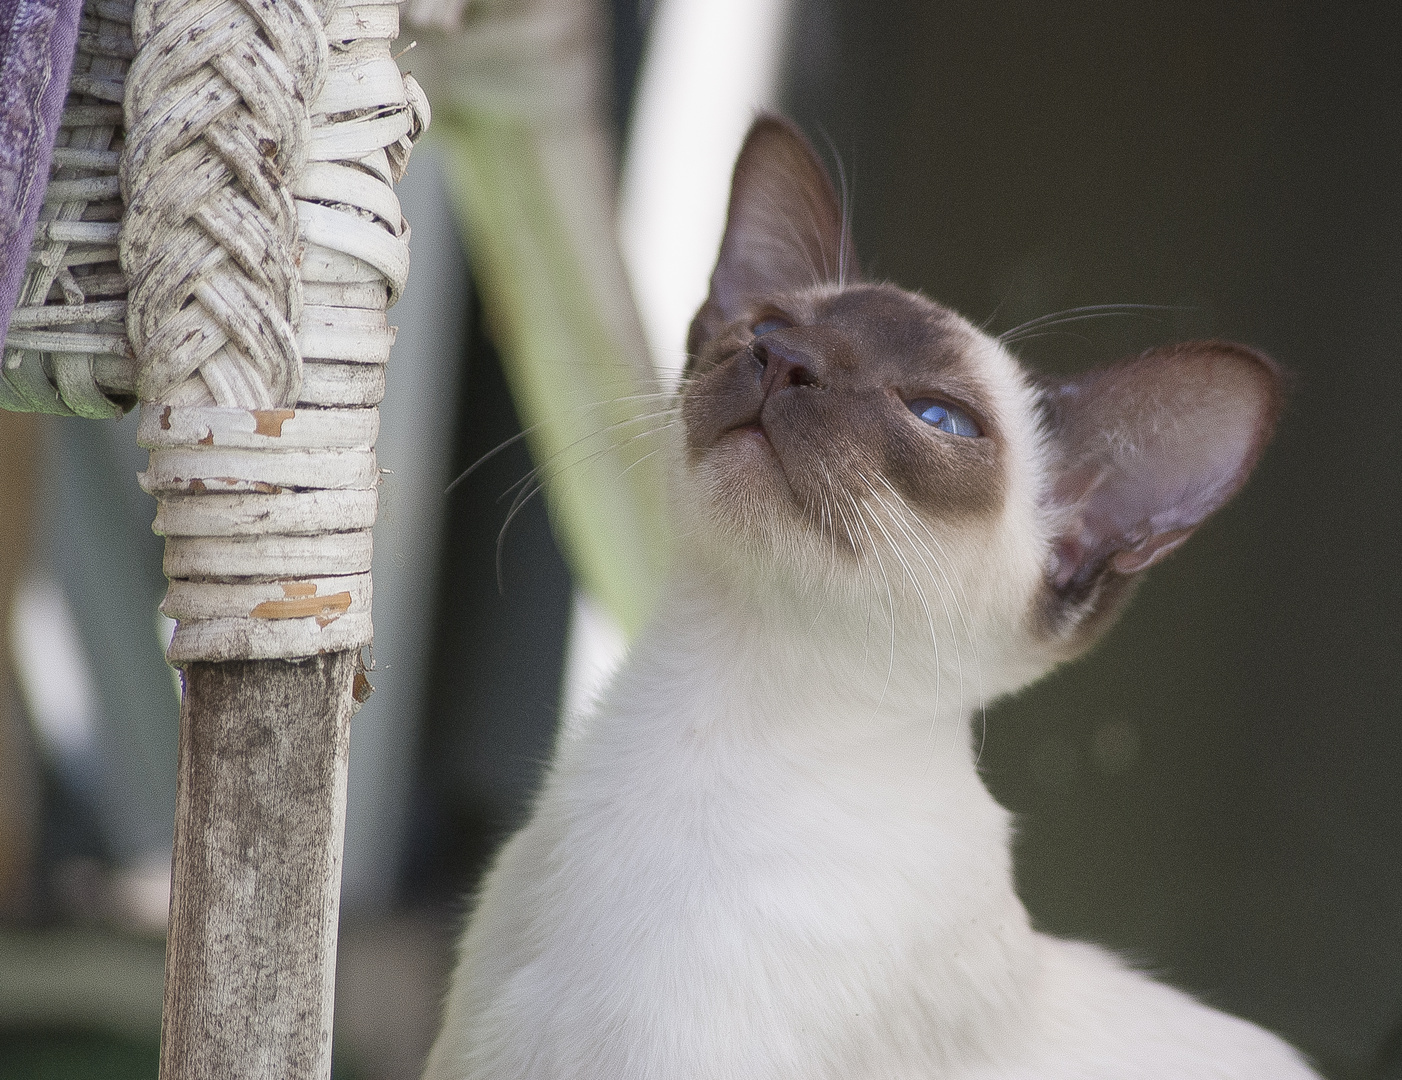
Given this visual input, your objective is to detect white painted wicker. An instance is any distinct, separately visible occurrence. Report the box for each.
[1,0,134,417]
[120,0,428,662]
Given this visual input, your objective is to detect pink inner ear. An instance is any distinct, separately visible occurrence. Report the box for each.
[1048,341,1283,591]
[708,116,855,318]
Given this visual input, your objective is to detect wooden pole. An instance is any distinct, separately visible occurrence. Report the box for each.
[159,651,362,1080]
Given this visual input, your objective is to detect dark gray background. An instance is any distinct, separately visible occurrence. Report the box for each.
[781,2,1400,1076]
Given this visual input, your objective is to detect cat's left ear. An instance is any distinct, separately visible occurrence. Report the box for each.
[1040,340,1284,621]
[689,116,856,353]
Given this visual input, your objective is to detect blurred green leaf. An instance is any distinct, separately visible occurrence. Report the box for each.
[432,108,669,635]
[411,1,671,636]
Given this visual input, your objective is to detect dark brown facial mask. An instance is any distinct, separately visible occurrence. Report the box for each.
[682,117,1012,551]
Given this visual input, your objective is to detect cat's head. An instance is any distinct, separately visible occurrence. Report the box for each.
[676,115,1282,688]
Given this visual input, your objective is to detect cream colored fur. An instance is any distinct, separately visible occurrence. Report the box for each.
[422,314,1316,1079]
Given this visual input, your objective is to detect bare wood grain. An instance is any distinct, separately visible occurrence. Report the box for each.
[159,650,361,1080]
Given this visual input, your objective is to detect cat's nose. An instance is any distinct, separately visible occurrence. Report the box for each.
[753,337,822,401]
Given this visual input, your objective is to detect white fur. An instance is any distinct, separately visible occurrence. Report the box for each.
[423,328,1316,1079]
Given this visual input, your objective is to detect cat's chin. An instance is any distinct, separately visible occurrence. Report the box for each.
[698,423,797,498]
[683,425,824,556]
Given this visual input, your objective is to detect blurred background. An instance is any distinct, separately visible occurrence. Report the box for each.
[1,0,1399,1077]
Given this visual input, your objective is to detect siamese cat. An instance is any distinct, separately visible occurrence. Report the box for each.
[424,115,1315,1079]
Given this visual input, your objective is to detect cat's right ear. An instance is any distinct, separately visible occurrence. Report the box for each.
[689,116,855,355]
[1038,340,1285,645]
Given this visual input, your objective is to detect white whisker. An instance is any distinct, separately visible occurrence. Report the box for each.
[860,477,952,758]
[843,485,897,705]
[874,474,989,763]
[996,303,1186,345]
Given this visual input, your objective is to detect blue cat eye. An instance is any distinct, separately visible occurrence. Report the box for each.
[751,318,789,337]
[910,399,981,438]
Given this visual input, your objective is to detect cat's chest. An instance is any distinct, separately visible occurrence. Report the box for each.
[460,711,1037,1079]
[520,716,1024,998]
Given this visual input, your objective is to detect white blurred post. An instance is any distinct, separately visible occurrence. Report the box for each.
[619,0,795,381]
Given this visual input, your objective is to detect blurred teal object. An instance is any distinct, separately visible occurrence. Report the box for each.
[40,410,176,870]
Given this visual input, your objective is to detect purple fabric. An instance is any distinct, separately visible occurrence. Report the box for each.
[0,0,83,344]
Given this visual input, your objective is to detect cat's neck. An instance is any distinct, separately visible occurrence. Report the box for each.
[604,559,1001,776]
